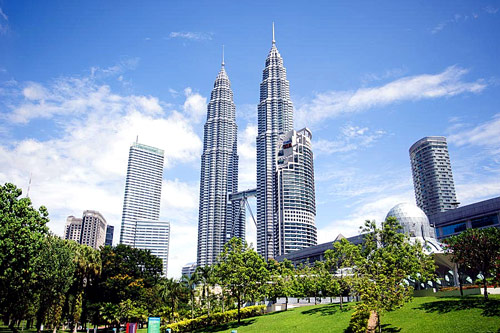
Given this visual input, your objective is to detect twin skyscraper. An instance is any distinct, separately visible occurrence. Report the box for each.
[197,26,317,266]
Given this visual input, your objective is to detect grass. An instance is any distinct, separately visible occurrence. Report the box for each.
[195,295,500,332]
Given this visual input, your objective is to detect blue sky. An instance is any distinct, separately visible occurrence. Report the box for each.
[1,1,500,277]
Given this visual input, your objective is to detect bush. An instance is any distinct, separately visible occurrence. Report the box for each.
[163,305,266,332]
[346,303,370,333]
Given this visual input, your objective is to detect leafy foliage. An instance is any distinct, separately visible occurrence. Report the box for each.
[331,217,435,331]
[163,305,266,332]
[444,227,500,300]
[0,183,49,330]
[214,238,269,322]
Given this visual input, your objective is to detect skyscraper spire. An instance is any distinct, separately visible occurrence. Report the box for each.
[197,62,243,267]
[222,44,225,66]
[272,22,275,44]
[256,29,294,260]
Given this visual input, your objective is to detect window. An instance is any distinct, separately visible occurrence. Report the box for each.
[441,222,467,236]
[471,214,499,229]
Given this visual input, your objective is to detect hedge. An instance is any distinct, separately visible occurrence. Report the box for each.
[163,305,266,332]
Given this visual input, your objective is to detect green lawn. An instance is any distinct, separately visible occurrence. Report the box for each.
[195,295,500,332]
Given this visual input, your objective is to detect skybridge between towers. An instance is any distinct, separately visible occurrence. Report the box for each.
[229,188,257,227]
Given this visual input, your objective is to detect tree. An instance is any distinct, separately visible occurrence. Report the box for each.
[333,218,435,333]
[159,278,184,321]
[34,235,76,333]
[85,244,162,318]
[0,183,49,332]
[195,265,215,316]
[181,273,199,319]
[267,259,296,310]
[66,243,101,333]
[444,227,500,300]
[214,238,269,323]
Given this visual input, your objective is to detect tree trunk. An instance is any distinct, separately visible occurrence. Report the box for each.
[285,296,288,311]
[340,294,343,310]
[237,294,241,323]
[191,294,194,319]
[483,277,489,300]
[459,272,463,297]
[366,310,379,333]
[8,320,19,333]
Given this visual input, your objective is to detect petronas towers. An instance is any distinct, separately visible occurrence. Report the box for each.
[197,26,317,266]
[197,59,243,267]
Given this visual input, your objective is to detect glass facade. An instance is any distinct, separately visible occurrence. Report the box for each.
[197,63,242,267]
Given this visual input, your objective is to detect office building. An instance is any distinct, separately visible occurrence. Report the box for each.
[64,216,83,242]
[105,225,114,246]
[276,128,317,255]
[256,26,294,260]
[182,262,197,278]
[133,220,170,276]
[120,142,164,245]
[409,136,458,216]
[430,196,500,240]
[197,58,242,267]
[80,210,107,249]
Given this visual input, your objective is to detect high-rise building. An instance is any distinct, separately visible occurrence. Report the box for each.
[64,216,83,242]
[105,225,114,246]
[120,142,164,245]
[181,262,197,278]
[256,26,294,259]
[276,128,317,255]
[80,210,107,249]
[409,136,458,216]
[133,220,170,276]
[197,58,242,267]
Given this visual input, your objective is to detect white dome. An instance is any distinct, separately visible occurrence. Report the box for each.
[386,203,436,239]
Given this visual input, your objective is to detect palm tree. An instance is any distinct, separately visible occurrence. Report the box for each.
[196,265,214,316]
[181,273,200,319]
[67,243,102,333]
[159,278,183,321]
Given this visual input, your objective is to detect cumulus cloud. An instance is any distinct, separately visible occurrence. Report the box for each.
[0,72,204,278]
[183,87,207,123]
[317,191,415,243]
[295,66,486,128]
[169,31,213,41]
[238,124,257,189]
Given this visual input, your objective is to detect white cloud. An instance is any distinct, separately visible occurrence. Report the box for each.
[238,124,257,189]
[183,88,207,123]
[448,113,500,148]
[295,66,486,128]
[0,73,205,279]
[317,192,415,243]
[314,125,386,156]
[0,7,8,35]
[484,6,499,14]
[169,32,213,41]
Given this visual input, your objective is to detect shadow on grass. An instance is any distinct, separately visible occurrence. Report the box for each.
[380,324,402,332]
[192,319,256,333]
[417,297,500,317]
[301,304,351,316]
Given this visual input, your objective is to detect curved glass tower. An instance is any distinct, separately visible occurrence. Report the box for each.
[256,27,294,259]
[276,128,317,255]
[409,136,458,216]
[197,61,243,267]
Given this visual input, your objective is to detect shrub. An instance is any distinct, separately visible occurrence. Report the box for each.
[346,303,370,333]
[163,305,266,332]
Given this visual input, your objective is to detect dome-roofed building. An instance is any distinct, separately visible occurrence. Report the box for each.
[386,202,436,240]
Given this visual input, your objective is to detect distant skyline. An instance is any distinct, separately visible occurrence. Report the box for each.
[1,1,500,277]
